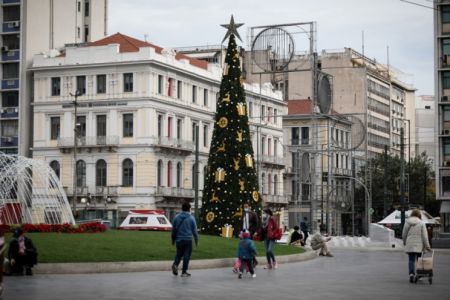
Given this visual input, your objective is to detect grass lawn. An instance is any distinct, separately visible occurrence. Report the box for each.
[5,230,303,263]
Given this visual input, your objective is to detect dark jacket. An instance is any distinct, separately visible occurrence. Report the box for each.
[8,236,38,266]
[237,238,257,260]
[171,212,198,244]
[241,210,258,236]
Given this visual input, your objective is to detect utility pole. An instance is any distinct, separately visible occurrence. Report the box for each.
[383,145,388,217]
[70,90,81,215]
[400,127,406,230]
[194,125,199,222]
[423,166,427,210]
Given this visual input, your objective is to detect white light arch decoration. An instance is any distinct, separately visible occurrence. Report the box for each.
[0,153,75,225]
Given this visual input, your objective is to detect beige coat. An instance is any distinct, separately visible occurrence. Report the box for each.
[402,216,430,253]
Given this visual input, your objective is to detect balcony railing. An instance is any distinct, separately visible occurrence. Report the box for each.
[57,136,119,147]
[261,155,285,166]
[0,136,18,147]
[1,79,19,90]
[151,137,194,152]
[155,186,194,198]
[331,168,353,176]
[2,21,20,33]
[94,186,118,196]
[1,49,19,61]
[0,106,18,118]
[263,194,289,204]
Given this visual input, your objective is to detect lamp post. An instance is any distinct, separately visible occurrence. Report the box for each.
[70,90,81,215]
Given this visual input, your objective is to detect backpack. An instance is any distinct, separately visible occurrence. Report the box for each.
[274,227,283,240]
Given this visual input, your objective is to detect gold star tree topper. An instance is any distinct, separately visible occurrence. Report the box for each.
[221,15,244,43]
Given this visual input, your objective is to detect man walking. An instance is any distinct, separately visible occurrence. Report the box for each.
[300,216,309,242]
[171,202,198,277]
[241,202,258,238]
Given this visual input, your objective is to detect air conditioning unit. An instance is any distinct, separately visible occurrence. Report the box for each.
[443,54,450,65]
[6,108,15,114]
[1,46,8,52]
[443,129,450,135]
[442,96,449,102]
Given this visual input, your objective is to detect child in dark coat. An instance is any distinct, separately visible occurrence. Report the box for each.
[237,230,257,279]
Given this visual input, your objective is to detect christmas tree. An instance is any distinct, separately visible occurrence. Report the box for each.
[200,16,261,235]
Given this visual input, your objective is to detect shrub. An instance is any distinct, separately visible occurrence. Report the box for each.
[0,222,107,234]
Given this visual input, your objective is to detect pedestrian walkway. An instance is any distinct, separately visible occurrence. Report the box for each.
[4,249,450,300]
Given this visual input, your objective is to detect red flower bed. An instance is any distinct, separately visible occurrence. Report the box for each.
[0,222,107,234]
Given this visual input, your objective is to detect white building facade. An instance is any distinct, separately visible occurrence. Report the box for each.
[31,33,287,225]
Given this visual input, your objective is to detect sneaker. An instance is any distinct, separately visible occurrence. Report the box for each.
[238,272,242,279]
[232,268,238,274]
[251,274,256,278]
[264,264,272,269]
[181,272,191,277]
[409,274,414,283]
[273,262,278,269]
[172,264,178,276]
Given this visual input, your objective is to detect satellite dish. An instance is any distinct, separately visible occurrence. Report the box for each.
[251,27,295,72]
[301,153,310,182]
[317,74,332,114]
[330,114,366,151]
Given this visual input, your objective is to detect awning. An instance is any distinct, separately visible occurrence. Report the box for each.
[440,201,450,213]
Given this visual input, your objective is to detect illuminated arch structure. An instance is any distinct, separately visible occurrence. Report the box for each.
[0,153,75,225]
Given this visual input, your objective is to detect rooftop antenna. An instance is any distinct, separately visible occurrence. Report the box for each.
[144,34,148,42]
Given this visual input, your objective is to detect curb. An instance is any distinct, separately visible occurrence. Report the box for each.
[34,251,317,275]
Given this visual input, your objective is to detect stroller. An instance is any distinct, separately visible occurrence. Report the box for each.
[415,250,434,284]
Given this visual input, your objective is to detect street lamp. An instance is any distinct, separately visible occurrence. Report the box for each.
[70,90,81,215]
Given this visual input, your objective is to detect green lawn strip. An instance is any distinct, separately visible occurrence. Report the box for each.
[5,231,303,263]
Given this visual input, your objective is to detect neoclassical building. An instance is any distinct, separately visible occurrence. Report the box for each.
[31,33,287,226]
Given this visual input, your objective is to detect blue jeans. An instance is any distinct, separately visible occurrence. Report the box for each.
[174,240,192,273]
[264,239,276,265]
[408,253,420,275]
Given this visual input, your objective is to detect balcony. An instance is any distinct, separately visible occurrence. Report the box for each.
[94,186,119,196]
[2,21,20,33]
[155,186,194,198]
[1,49,19,61]
[0,106,18,118]
[57,136,119,151]
[151,137,194,154]
[1,79,18,90]
[0,136,17,147]
[261,155,285,168]
[331,168,353,176]
[263,194,289,205]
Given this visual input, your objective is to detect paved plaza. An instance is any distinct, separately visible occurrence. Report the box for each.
[3,249,450,300]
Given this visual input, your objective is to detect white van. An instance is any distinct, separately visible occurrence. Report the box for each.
[119,210,172,231]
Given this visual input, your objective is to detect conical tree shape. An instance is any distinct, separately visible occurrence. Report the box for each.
[200,34,261,235]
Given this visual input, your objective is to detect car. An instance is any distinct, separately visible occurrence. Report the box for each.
[119,209,172,231]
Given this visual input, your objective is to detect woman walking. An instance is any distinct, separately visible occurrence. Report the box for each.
[402,209,431,283]
[262,208,278,269]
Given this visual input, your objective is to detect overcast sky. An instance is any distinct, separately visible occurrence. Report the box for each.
[108,0,434,95]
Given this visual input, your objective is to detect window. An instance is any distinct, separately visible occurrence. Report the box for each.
[123,113,133,137]
[203,89,208,106]
[76,160,86,187]
[167,117,172,138]
[176,162,182,188]
[123,73,133,92]
[249,102,253,117]
[50,117,60,140]
[77,27,80,38]
[274,139,278,157]
[261,173,266,194]
[158,115,163,137]
[84,0,89,16]
[177,119,182,139]
[167,161,172,187]
[268,107,272,123]
[51,77,60,96]
[443,6,450,23]
[122,159,133,187]
[192,85,197,103]
[292,127,299,145]
[84,25,89,42]
[273,174,278,195]
[97,75,106,94]
[268,138,272,156]
[261,137,266,155]
[96,115,106,142]
[157,160,163,186]
[203,124,208,147]
[77,1,81,12]
[444,106,450,122]
[268,174,272,195]
[274,109,278,125]
[168,78,174,97]
[444,138,450,156]
[192,122,198,142]
[96,159,107,187]
[50,161,60,179]
[158,75,163,94]
[445,72,450,90]
[336,153,339,168]
[261,105,265,121]
[76,76,86,94]
[177,80,182,99]
[76,116,86,137]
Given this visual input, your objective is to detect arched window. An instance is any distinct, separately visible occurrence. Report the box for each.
[157,160,163,186]
[268,173,272,195]
[176,162,182,188]
[261,173,265,194]
[167,161,172,187]
[76,160,86,187]
[122,159,133,187]
[96,159,107,187]
[50,160,60,179]
[273,174,278,195]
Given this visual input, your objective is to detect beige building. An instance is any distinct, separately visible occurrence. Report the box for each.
[30,33,287,225]
[0,0,107,157]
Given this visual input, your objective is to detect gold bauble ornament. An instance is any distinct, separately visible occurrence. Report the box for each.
[218,117,228,128]
[206,212,215,223]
